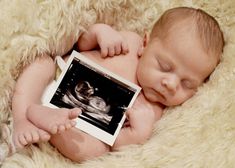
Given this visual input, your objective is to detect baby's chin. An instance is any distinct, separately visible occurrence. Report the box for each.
[142,90,166,105]
[162,99,187,107]
[142,90,186,107]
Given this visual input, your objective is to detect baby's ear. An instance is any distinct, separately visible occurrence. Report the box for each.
[138,31,150,57]
[143,31,150,47]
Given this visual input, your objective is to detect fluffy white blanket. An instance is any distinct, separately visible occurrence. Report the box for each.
[0,0,235,167]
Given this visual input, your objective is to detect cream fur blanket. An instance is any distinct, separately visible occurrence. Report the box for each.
[0,0,235,167]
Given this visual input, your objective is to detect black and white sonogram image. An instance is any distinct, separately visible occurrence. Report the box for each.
[49,56,138,135]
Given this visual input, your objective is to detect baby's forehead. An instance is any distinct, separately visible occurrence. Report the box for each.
[167,19,197,37]
[162,24,219,62]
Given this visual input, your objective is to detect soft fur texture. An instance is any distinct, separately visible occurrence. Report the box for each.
[0,0,235,167]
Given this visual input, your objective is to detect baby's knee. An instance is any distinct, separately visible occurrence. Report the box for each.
[49,128,110,162]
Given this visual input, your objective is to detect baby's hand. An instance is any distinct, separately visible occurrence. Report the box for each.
[95,24,129,57]
[125,98,155,130]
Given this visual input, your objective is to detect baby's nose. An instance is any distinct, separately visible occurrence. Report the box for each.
[161,75,179,93]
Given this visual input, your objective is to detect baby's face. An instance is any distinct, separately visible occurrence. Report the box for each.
[136,29,217,106]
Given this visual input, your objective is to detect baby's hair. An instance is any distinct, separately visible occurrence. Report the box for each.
[150,7,224,63]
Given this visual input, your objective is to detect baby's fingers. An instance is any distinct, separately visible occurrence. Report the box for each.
[108,46,115,57]
[115,43,122,55]
[121,40,129,54]
[101,47,108,57]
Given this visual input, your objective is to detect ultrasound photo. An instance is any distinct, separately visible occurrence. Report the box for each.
[43,51,141,145]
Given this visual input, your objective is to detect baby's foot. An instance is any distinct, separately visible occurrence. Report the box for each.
[13,119,50,150]
[27,104,81,134]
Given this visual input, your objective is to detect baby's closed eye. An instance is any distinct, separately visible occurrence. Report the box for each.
[181,79,197,90]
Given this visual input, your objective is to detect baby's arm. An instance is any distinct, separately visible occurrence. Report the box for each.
[112,103,157,150]
[77,23,129,57]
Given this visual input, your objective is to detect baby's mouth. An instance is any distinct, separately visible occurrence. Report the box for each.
[149,88,166,101]
[156,90,166,100]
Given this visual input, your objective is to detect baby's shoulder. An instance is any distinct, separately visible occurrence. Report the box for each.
[117,31,142,60]
[120,31,143,51]
[120,31,142,43]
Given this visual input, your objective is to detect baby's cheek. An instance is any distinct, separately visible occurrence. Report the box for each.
[179,91,195,104]
[170,93,192,106]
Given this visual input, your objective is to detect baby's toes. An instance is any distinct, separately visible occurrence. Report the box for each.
[31,131,40,143]
[38,130,50,142]
[24,132,33,144]
[19,134,28,146]
[58,124,66,133]
[64,121,72,130]
[14,135,24,149]
[68,108,81,119]
[50,124,59,134]
[70,120,76,127]
[64,120,76,130]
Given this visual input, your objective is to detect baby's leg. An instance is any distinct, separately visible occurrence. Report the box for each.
[50,128,110,162]
[27,104,81,134]
[12,55,56,149]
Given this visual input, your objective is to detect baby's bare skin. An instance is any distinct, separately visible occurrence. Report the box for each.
[12,56,81,149]
[47,32,163,162]
[13,118,50,148]
[21,31,162,162]
[27,105,81,134]
[12,56,55,149]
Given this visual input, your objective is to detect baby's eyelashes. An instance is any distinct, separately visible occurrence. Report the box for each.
[157,59,172,72]
[181,79,196,90]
